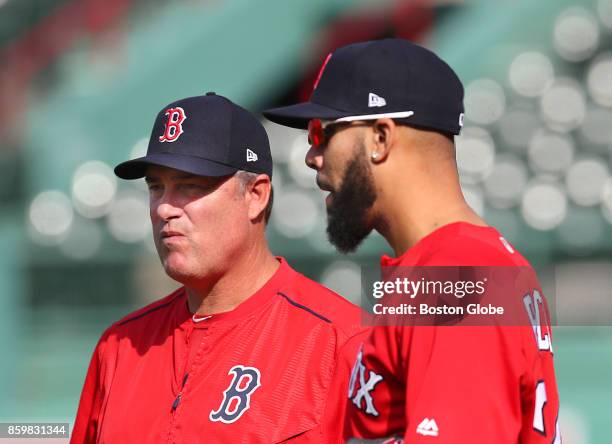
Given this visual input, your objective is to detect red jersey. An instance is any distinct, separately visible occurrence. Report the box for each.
[344,222,560,444]
[71,258,368,443]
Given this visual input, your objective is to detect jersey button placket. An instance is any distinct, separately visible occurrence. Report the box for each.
[167,323,213,443]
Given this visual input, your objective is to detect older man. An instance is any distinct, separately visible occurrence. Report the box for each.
[264,39,560,443]
[71,93,367,443]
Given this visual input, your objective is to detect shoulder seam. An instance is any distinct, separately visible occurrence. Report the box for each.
[117,292,183,326]
[278,292,331,324]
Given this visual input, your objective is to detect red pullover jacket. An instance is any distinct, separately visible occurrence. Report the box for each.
[71,258,368,443]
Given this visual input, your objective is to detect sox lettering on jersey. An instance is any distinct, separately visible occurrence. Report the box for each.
[209,365,261,424]
[159,107,187,142]
[348,347,383,416]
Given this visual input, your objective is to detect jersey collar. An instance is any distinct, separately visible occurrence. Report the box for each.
[178,257,293,327]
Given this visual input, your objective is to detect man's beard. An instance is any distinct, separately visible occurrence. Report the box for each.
[326,146,377,253]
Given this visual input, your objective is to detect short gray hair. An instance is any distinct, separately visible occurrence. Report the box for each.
[235,170,260,192]
[234,170,273,224]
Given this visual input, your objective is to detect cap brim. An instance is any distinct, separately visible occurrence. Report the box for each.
[114,152,239,180]
[262,102,347,129]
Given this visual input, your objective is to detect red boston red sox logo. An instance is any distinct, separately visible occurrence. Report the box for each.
[159,106,187,142]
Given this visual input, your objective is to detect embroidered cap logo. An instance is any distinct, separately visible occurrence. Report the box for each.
[159,106,187,142]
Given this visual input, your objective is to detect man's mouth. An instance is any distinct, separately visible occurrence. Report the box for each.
[160,230,184,239]
[315,176,336,208]
[316,175,334,193]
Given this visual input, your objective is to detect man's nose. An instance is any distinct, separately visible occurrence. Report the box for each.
[155,193,182,221]
[305,146,323,171]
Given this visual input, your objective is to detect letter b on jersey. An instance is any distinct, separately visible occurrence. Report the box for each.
[210,365,261,424]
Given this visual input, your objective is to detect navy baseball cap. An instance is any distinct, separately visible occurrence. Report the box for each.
[115,92,272,179]
[263,39,465,135]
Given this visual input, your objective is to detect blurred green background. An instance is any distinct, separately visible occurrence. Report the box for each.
[1,0,611,442]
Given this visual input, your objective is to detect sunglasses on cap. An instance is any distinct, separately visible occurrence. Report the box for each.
[307,111,415,148]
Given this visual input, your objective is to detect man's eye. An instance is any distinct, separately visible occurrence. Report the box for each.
[147,184,162,192]
[180,183,205,192]
[323,125,343,140]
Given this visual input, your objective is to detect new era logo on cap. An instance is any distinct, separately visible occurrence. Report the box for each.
[368,93,386,108]
[246,149,258,162]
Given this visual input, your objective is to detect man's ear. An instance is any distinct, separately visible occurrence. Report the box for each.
[246,174,272,223]
[369,118,398,163]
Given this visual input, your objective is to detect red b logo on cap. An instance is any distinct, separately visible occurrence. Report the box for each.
[159,107,187,142]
